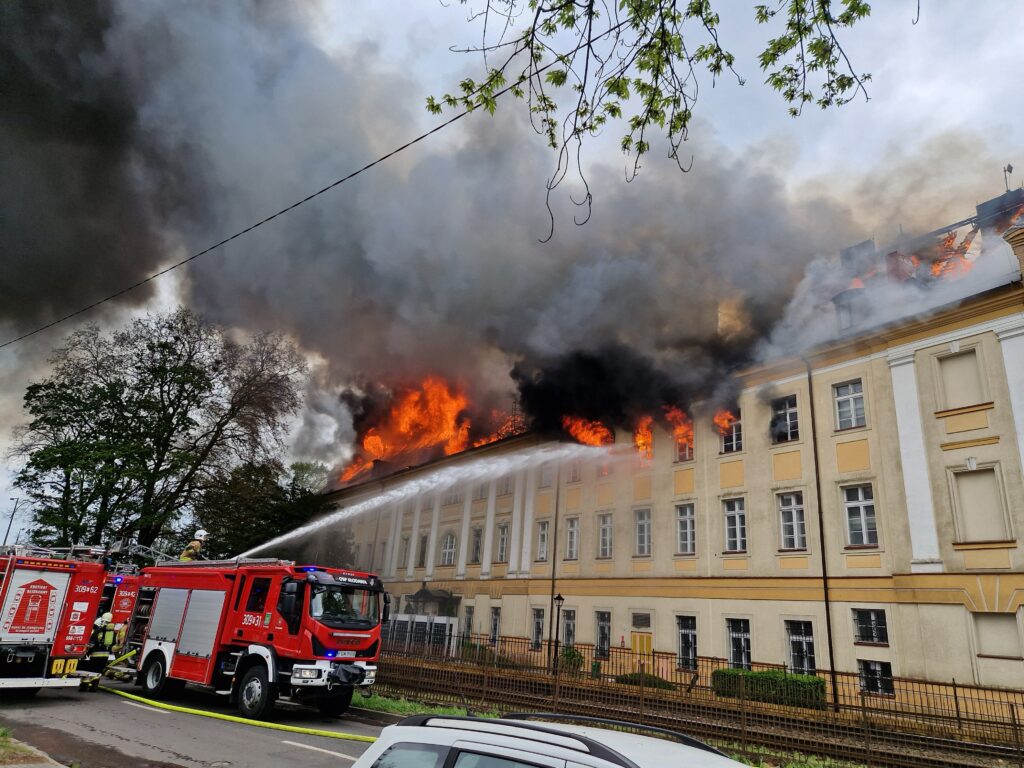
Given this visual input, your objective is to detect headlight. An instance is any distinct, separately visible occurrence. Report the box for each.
[294,668,321,680]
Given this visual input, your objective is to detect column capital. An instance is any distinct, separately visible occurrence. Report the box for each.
[887,350,916,369]
[994,315,1024,341]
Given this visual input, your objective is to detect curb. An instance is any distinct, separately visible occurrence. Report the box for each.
[1,737,64,767]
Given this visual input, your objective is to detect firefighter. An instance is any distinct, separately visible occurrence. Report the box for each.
[179,529,209,561]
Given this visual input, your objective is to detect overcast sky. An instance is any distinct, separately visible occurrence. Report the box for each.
[1,1,1022,541]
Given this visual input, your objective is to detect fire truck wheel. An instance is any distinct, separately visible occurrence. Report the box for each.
[317,686,354,717]
[237,665,276,720]
[141,655,181,698]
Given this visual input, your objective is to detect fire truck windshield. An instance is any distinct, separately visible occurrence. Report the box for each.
[309,584,379,629]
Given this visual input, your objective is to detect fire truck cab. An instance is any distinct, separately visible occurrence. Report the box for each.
[0,549,106,693]
[131,558,390,719]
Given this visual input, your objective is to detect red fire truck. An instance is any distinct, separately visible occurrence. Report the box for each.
[0,549,106,693]
[128,558,390,718]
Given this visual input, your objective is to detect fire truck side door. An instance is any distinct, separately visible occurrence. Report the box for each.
[272,578,305,658]
[233,576,278,644]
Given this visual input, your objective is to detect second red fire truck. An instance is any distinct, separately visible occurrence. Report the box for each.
[126,558,390,718]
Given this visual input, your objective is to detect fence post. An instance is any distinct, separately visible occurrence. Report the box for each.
[739,670,748,752]
[1008,701,1024,768]
[952,678,962,733]
[860,690,873,766]
[639,660,646,724]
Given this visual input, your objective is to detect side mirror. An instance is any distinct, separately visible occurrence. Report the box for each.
[382,592,392,624]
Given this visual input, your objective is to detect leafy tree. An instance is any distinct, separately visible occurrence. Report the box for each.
[9,308,306,547]
[430,1,872,234]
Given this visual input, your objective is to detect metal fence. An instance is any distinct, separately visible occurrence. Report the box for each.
[378,632,1024,768]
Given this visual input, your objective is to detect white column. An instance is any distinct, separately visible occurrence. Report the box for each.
[385,507,402,578]
[996,316,1024,480]
[519,466,536,572]
[405,496,423,579]
[456,483,473,578]
[424,493,441,579]
[507,472,525,576]
[888,350,943,572]
[480,481,497,576]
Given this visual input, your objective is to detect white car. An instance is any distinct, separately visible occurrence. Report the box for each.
[351,713,745,768]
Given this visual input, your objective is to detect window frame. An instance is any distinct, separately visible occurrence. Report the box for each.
[933,343,990,413]
[565,517,580,561]
[852,608,889,646]
[495,523,509,563]
[771,394,800,443]
[785,619,816,675]
[595,610,612,660]
[489,607,501,645]
[724,497,747,553]
[439,531,457,566]
[675,434,695,463]
[597,512,613,559]
[834,378,866,430]
[530,607,545,651]
[567,461,582,484]
[676,502,696,555]
[721,410,743,453]
[538,464,554,488]
[469,527,483,564]
[778,491,807,551]
[947,462,1013,544]
[416,533,429,569]
[843,484,878,547]
[535,520,549,562]
[562,608,577,647]
[858,659,894,695]
[676,615,698,671]
[634,507,652,557]
[726,617,752,670]
[443,488,464,506]
[464,605,475,635]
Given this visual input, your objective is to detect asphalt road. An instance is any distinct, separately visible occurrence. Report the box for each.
[0,681,391,767]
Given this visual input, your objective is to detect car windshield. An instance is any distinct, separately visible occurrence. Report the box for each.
[309,584,379,629]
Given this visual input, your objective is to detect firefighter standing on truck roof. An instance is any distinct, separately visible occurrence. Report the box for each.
[179,529,208,561]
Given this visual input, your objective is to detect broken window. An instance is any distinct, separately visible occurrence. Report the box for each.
[771,395,799,442]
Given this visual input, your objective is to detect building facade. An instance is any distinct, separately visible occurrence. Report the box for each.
[322,217,1024,691]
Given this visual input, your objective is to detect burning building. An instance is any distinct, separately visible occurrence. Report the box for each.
[275,189,1024,692]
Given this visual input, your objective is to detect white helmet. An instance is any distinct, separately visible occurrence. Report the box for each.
[195,529,209,541]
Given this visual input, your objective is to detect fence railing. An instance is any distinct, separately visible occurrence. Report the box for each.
[379,631,1024,768]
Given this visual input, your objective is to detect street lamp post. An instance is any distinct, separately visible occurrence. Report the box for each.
[552,593,565,675]
[3,498,21,548]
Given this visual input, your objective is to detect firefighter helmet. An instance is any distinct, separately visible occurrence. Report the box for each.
[195,529,209,541]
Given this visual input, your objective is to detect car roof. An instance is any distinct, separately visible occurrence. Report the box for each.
[392,715,741,768]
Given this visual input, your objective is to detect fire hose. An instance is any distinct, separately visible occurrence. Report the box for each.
[96,685,378,742]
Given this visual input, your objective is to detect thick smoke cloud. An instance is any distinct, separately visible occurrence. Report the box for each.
[1,1,1014,470]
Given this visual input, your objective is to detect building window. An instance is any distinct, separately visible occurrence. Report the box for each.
[568,461,582,483]
[853,609,888,645]
[858,659,894,695]
[634,508,652,557]
[676,503,696,555]
[489,608,501,645]
[786,620,816,675]
[464,605,474,635]
[416,534,429,568]
[676,616,697,670]
[539,464,554,488]
[771,395,799,443]
[778,492,806,550]
[497,524,509,565]
[834,379,866,429]
[496,476,514,496]
[595,611,612,660]
[443,488,464,506]
[675,438,695,463]
[531,608,545,650]
[938,349,985,411]
[727,618,752,670]
[724,498,747,552]
[562,609,576,647]
[722,410,743,453]
[844,485,877,546]
[399,535,410,568]
[473,484,488,501]
[632,612,651,630]
[536,521,549,562]
[597,513,613,558]
[954,467,1008,542]
[597,463,612,477]
[469,527,483,564]
[565,517,580,560]
[440,532,457,566]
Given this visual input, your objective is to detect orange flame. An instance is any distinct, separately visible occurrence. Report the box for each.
[340,376,471,483]
[930,229,978,278]
[472,409,526,448]
[562,416,614,446]
[713,409,739,436]
[633,415,654,459]
[664,406,694,453]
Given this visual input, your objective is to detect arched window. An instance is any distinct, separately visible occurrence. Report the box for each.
[440,532,457,566]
